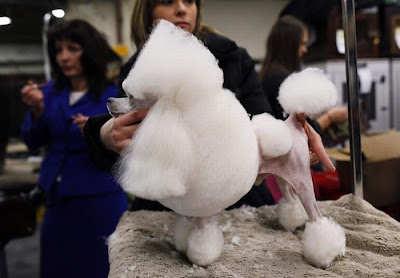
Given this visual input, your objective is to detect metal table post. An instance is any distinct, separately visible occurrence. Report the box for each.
[0,241,8,278]
[341,0,363,198]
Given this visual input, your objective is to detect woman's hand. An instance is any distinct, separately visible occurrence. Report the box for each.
[327,106,348,124]
[316,106,348,130]
[71,113,89,133]
[309,150,319,165]
[20,80,44,118]
[297,113,336,172]
[100,109,149,154]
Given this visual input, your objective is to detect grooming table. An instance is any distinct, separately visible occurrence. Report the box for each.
[0,158,39,190]
[0,158,39,278]
[108,194,400,278]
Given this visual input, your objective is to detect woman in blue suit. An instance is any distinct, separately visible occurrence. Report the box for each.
[20,19,127,278]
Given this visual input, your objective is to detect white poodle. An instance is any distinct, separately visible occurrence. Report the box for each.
[107,20,345,268]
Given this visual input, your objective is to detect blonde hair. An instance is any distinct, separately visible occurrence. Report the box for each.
[130,0,206,49]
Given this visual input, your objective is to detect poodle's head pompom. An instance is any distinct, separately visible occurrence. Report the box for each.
[252,113,293,159]
[277,68,338,118]
[122,19,223,101]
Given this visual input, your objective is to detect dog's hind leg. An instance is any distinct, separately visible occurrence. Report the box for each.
[185,216,224,266]
[296,180,346,268]
[258,114,345,268]
[276,176,308,232]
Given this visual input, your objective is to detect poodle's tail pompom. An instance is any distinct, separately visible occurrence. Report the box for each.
[252,113,293,159]
[278,68,338,118]
[302,217,346,269]
[122,19,223,102]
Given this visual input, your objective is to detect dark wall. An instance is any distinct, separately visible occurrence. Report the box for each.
[0,74,45,139]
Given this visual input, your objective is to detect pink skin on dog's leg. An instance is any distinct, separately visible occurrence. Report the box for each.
[296,182,322,221]
[297,114,333,221]
[276,176,297,202]
[188,216,209,229]
[259,114,330,223]
[277,176,321,221]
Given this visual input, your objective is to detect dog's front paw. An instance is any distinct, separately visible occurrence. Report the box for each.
[173,215,194,252]
[186,222,224,266]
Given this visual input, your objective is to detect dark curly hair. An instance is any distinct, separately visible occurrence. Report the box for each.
[47,19,111,100]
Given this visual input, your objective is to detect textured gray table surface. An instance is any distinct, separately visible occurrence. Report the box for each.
[108,194,400,278]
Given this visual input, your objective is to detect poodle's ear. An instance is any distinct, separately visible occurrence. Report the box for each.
[252,113,293,159]
[117,98,193,200]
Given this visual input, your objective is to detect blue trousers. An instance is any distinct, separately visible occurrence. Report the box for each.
[40,190,128,278]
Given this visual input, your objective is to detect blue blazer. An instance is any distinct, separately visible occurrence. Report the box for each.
[22,81,121,197]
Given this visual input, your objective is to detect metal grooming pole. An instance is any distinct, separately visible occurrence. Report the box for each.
[42,13,52,81]
[341,0,363,198]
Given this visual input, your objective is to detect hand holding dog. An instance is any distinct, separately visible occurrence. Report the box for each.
[21,80,44,118]
[297,113,335,172]
[100,109,149,153]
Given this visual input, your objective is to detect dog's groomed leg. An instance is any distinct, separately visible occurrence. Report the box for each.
[276,177,308,232]
[186,216,224,266]
[173,214,194,253]
[297,182,346,269]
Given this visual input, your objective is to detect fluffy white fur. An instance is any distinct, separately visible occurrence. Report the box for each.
[276,196,308,232]
[111,20,285,266]
[302,217,346,268]
[122,20,223,107]
[110,20,345,268]
[252,113,293,159]
[278,68,338,118]
[118,98,193,200]
[173,215,194,252]
[117,20,267,217]
[186,222,224,266]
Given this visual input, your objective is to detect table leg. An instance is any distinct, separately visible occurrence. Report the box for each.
[0,241,8,278]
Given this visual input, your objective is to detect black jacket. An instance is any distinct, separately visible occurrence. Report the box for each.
[84,31,275,210]
[261,71,288,121]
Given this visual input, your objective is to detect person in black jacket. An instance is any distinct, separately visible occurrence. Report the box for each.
[84,0,275,211]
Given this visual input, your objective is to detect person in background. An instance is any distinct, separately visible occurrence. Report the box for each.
[83,0,276,211]
[20,19,127,278]
[259,15,348,135]
[0,85,10,174]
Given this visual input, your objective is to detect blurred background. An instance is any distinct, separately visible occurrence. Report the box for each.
[1,0,400,142]
[1,0,400,277]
